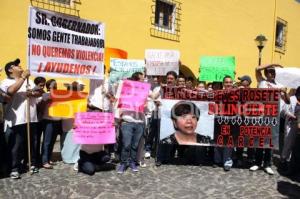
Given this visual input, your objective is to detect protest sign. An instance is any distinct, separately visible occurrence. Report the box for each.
[49,90,88,118]
[160,87,280,149]
[105,47,128,74]
[28,7,105,79]
[109,58,145,84]
[145,49,179,76]
[275,67,300,88]
[199,56,235,82]
[73,112,116,144]
[115,80,151,113]
[160,99,214,145]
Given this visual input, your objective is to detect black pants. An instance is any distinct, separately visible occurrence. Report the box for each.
[7,123,38,172]
[78,150,108,175]
[254,148,272,167]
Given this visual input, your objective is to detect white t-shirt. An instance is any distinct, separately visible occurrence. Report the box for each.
[258,80,285,113]
[0,78,38,127]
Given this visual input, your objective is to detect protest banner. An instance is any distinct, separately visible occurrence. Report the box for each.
[275,67,300,88]
[28,7,105,79]
[109,58,145,84]
[73,112,116,144]
[104,47,128,74]
[145,49,180,76]
[160,86,280,149]
[115,80,151,113]
[49,90,88,118]
[199,56,235,82]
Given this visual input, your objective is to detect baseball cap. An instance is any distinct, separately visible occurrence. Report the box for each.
[238,75,252,84]
[4,58,20,76]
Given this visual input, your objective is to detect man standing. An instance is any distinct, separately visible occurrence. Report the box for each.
[0,59,39,179]
[213,75,234,171]
[251,64,288,175]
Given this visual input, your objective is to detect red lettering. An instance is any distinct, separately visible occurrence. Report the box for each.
[238,136,244,148]
[259,137,264,148]
[217,135,223,146]
[248,137,254,147]
[227,136,234,148]
[221,125,230,135]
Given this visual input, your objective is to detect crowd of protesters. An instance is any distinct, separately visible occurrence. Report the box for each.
[0,59,299,179]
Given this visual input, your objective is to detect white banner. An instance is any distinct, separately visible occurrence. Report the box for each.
[275,67,300,88]
[28,7,105,79]
[145,49,179,76]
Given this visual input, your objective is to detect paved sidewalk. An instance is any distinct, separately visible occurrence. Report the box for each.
[1,157,300,199]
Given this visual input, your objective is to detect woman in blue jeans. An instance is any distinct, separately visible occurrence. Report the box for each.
[117,72,146,174]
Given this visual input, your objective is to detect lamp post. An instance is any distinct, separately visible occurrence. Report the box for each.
[254,34,267,66]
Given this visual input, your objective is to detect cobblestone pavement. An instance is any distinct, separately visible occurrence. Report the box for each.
[1,156,300,199]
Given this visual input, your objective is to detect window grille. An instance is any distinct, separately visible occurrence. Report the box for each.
[275,17,288,54]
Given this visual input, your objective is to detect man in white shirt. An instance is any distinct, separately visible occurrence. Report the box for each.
[250,64,288,175]
[0,59,40,179]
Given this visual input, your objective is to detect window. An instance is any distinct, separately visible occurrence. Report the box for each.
[154,0,175,30]
[30,0,80,17]
[150,0,181,42]
[275,18,287,53]
[50,0,71,5]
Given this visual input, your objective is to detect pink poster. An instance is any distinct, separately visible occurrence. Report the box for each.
[117,80,151,112]
[73,112,116,144]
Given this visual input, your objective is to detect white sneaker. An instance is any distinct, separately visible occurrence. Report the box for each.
[144,152,151,159]
[139,161,147,168]
[73,162,78,171]
[264,167,274,175]
[249,165,259,171]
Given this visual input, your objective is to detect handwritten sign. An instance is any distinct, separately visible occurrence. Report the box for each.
[109,58,145,84]
[199,56,235,82]
[117,80,151,112]
[145,49,179,75]
[28,7,105,79]
[73,112,116,144]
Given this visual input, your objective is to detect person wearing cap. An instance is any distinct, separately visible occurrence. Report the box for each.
[251,64,289,175]
[0,58,41,179]
[238,75,252,88]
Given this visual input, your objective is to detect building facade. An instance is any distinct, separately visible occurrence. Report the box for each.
[1,0,300,84]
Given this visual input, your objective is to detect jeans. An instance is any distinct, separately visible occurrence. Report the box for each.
[42,120,62,164]
[214,147,233,167]
[7,123,38,172]
[120,122,144,164]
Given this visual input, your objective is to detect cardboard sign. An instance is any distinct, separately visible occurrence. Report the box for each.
[199,56,235,82]
[28,7,105,79]
[145,49,179,75]
[73,112,116,144]
[116,80,151,112]
[109,58,145,84]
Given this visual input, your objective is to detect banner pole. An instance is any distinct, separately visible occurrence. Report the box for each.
[26,78,32,175]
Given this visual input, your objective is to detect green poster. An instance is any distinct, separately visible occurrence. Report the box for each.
[199,56,236,82]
